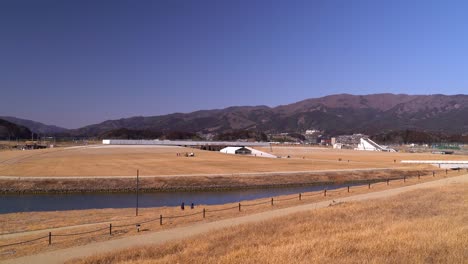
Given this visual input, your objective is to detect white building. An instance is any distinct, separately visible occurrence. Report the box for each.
[333,143,343,149]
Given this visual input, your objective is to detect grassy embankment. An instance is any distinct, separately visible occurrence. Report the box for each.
[0,168,436,194]
[71,182,468,264]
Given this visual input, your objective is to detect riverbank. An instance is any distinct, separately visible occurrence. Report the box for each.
[0,168,437,194]
[1,173,465,263]
[72,177,468,264]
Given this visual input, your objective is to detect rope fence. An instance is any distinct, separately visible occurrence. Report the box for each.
[0,235,49,248]
[51,226,109,237]
[162,211,202,219]
[241,200,271,207]
[0,169,454,249]
[275,196,299,202]
[205,205,239,213]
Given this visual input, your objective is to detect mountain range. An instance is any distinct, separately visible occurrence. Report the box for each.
[0,116,68,135]
[3,93,468,139]
[0,119,32,140]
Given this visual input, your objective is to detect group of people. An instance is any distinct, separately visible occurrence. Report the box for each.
[180,202,195,210]
[176,152,195,157]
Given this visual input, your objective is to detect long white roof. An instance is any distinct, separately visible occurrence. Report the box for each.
[103,139,269,147]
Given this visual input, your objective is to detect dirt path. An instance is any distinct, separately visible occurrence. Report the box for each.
[3,174,467,264]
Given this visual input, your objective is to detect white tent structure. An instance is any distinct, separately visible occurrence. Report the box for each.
[220,146,251,155]
[220,146,277,158]
[355,138,396,152]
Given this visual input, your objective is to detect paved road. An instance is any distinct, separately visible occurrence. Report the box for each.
[3,174,466,264]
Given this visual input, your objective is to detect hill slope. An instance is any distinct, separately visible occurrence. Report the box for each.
[0,119,32,139]
[0,116,68,135]
[74,94,468,136]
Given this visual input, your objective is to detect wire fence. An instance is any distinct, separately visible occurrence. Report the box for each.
[0,169,458,249]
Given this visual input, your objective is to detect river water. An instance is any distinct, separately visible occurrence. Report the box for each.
[0,183,363,214]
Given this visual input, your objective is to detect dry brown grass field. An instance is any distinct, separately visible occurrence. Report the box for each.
[260,145,468,162]
[1,145,464,177]
[0,171,464,260]
[69,182,468,264]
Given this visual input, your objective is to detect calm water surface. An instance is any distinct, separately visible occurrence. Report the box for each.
[0,183,363,214]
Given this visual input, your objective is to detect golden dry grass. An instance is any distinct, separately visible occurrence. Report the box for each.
[70,182,468,264]
[0,145,462,177]
[261,145,468,162]
[0,172,463,260]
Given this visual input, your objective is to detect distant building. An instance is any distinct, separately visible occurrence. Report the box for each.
[304,130,322,144]
[336,134,367,146]
[333,143,343,149]
[355,138,396,152]
[305,130,321,135]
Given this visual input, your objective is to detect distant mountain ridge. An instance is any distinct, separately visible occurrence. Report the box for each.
[0,119,32,139]
[0,116,68,135]
[4,94,468,137]
[73,93,468,136]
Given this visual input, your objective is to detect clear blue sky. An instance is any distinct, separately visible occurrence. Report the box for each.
[1,0,467,128]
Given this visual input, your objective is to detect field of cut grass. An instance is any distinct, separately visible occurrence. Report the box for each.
[0,145,457,177]
[70,182,468,264]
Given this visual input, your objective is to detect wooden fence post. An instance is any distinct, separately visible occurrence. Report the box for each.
[48,232,51,245]
[418,172,420,180]
[446,169,448,175]
[368,183,371,189]
[386,179,389,185]
[109,224,112,235]
[299,193,302,200]
[404,176,406,183]
[347,186,350,193]
[324,189,327,197]
[433,171,435,177]
[271,198,274,206]
[203,208,205,218]
[238,203,241,212]
[160,215,163,225]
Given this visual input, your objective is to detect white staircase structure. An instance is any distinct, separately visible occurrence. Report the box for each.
[355,138,396,152]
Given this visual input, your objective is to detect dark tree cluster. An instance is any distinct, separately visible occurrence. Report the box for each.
[214,130,268,141]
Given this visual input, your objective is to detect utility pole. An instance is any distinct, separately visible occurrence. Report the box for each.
[136,169,139,216]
